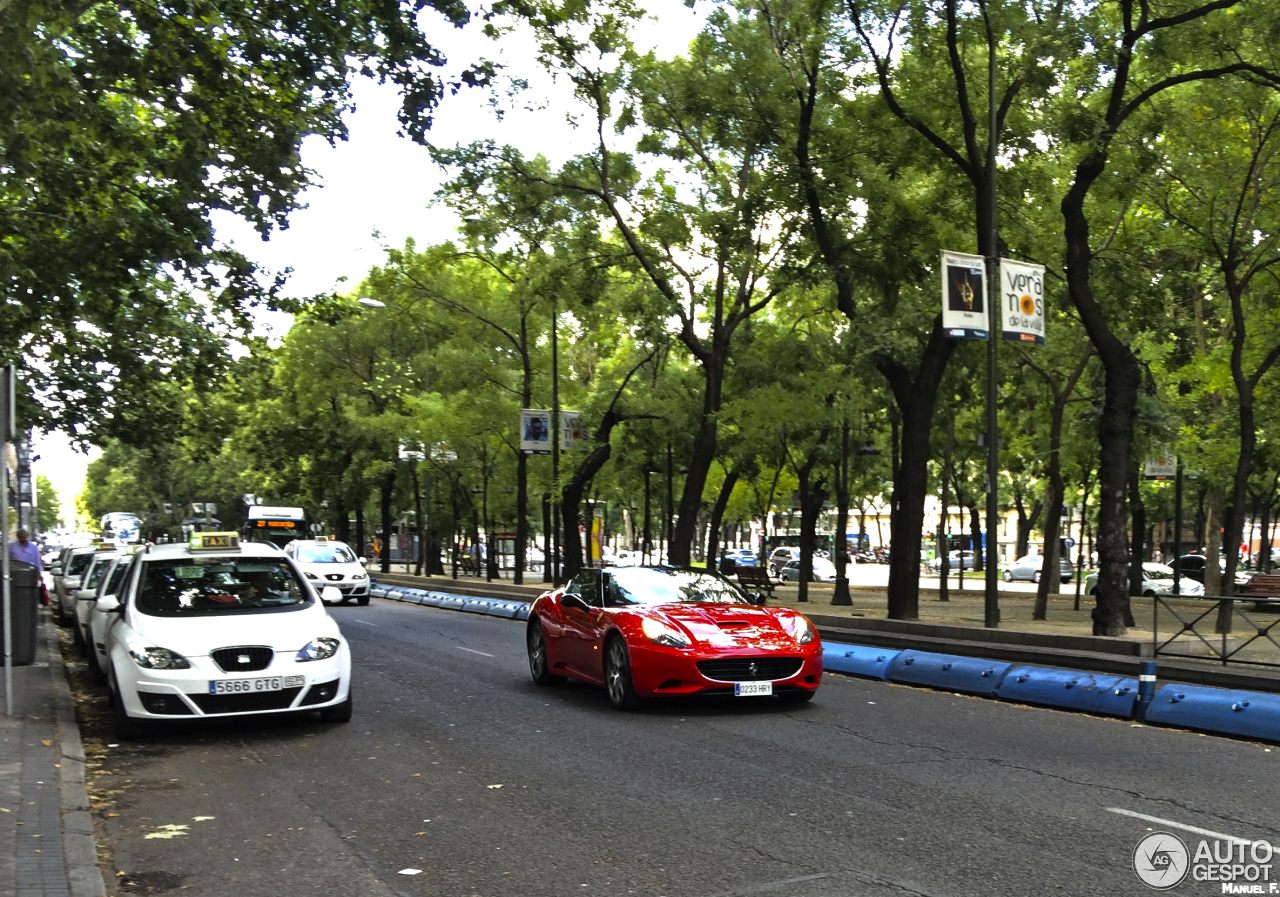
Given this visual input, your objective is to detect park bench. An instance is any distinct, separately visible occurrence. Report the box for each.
[1243,574,1280,612]
[735,566,776,602]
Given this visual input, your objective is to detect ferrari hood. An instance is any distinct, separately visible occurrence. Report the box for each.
[656,604,805,651]
[129,604,337,655]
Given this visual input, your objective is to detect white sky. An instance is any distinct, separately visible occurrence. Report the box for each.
[32,3,706,525]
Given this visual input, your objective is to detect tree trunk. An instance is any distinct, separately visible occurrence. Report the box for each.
[938,418,954,602]
[879,336,954,620]
[515,451,527,585]
[969,504,982,573]
[707,469,740,572]
[379,466,395,575]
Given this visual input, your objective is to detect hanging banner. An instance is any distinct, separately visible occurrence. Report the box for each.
[519,409,551,454]
[1144,449,1177,480]
[940,251,988,340]
[1000,259,1046,345]
[561,411,589,453]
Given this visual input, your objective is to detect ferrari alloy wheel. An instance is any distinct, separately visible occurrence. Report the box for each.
[604,637,641,710]
[527,618,565,686]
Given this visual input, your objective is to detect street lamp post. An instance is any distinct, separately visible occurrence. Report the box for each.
[360,297,433,577]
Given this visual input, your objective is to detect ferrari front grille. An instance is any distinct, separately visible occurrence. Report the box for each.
[696,657,803,682]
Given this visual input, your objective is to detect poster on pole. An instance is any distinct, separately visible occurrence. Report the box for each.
[1000,259,1046,345]
[1144,449,1177,480]
[560,411,589,453]
[940,251,988,340]
[519,409,551,454]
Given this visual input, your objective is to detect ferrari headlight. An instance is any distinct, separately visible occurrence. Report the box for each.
[782,614,815,645]
[641,617,691,648]
[129,647,191,670]
[296,637,340,662]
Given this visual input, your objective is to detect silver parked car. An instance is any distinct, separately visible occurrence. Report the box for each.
[1086,563,1205,597]
[1002,554,1074,584]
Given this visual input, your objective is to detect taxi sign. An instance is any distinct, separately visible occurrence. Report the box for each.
[92,540,115,551]
[189,532,240,551]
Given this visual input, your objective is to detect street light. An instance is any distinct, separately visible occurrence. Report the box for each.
[360,297,432,577]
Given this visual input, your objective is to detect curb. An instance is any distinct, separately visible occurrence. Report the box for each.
[371,583,1280,744]
[45,617,107,897]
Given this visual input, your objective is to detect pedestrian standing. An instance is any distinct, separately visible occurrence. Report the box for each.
[8,528,47,604]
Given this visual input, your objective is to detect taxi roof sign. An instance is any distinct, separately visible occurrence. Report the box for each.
[188,532,240,551]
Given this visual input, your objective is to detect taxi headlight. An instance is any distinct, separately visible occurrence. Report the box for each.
[352,572,367,581]
[781,614,815,645]
[304,572,318,580]
[129,647,191,670]
[296,637,340,662]
[641,617,691,648]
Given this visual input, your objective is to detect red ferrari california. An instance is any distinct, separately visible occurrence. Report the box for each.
[525,566,822,709]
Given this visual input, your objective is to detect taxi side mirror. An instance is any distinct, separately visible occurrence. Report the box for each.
[358,557,368,566]
[321,585,343,604]
[96,594,120,613]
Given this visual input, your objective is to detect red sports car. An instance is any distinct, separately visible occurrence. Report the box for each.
[525,566,822,709]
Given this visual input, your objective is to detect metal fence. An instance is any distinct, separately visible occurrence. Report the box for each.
[1153,595,1280,668]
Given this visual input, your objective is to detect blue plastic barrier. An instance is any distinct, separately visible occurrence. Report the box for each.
[822,643,901,681]
[886,650,1012,697]
[996,666,1140,718]
[1144,684,1280,742]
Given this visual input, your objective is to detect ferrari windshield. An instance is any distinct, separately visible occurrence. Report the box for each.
[295,543,357,564]
[608,568,748,606]
[136,557,309,616]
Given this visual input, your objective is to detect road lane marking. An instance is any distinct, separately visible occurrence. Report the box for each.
[457,647,495,657]
[353,620,378,626]
[1106,808,1269,846]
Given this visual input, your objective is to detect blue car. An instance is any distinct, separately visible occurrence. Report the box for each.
[720,548,759,568]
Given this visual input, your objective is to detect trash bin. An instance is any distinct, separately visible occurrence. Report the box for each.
[2,560,40,666]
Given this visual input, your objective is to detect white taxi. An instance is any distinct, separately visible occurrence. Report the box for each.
[102,532,352,730]
[283,538,370,605]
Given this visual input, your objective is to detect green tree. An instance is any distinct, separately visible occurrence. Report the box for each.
[35,474,61,531]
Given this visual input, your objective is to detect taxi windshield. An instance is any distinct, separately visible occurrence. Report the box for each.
[68,553,94,576]
[136,558,308,616]
[607,568,748,606]
[295,544,357,564]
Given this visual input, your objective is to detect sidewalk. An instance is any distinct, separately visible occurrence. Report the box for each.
[1,607,105,897]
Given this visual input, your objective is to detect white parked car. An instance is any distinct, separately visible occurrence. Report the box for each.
[73,549,124,655]
[1085,562,1205,598]
[102,532,352,730]
[87,554,133,684]
[284,539,370,605]
[779,557,839,583]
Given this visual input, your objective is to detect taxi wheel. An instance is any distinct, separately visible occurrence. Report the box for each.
[1002,570,1012,582]
[87,641,107,686]
[1033,571,1042,584]
[357,595,370,606]
[108,674,145,738]
[604,637,641,711]
[72,620,86,656]
[527,618,565,686]
[320,689,353,724]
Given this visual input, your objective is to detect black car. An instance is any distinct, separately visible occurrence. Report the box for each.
[1172,554,1252,588]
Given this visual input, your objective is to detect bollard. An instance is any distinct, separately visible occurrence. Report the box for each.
[1134,660,1157,720]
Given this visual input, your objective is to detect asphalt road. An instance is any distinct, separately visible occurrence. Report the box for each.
[77,598,1280,897]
